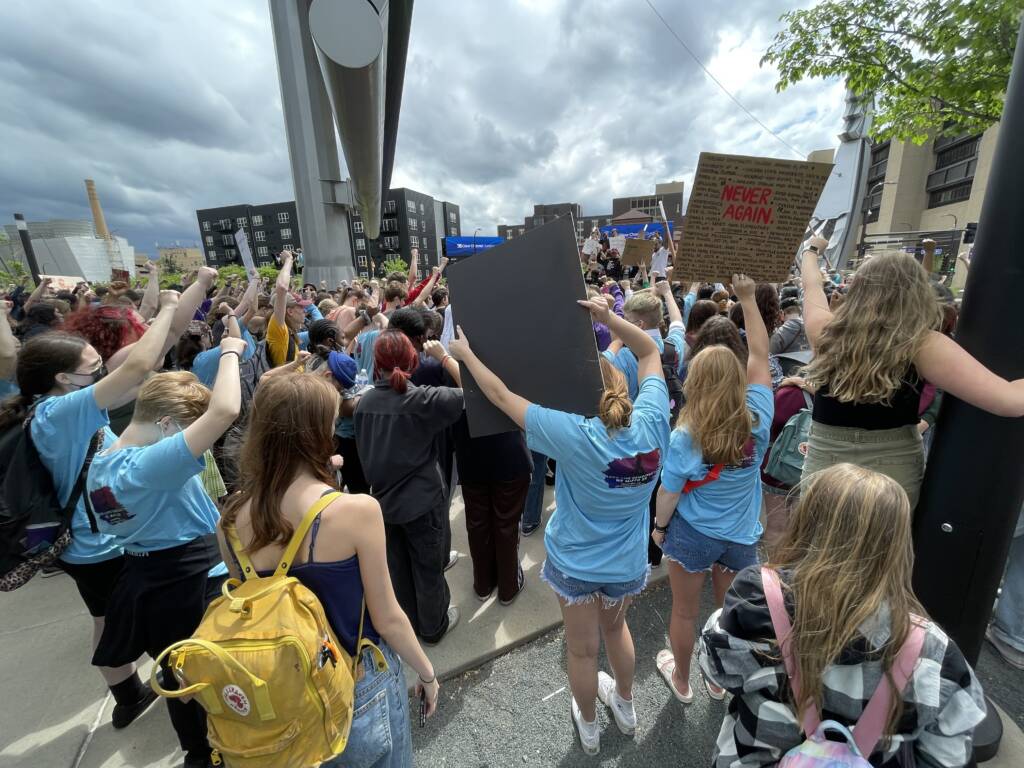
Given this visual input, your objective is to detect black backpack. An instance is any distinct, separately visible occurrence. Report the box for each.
[661,340,684,423]
[0,410,101,591]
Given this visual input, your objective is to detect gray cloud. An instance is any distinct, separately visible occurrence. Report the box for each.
[0,0,844,254]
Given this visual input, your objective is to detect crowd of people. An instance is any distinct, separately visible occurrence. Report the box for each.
[2,231,1023,767]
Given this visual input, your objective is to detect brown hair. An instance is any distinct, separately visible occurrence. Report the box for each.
[771,464,926,742]
[686,299,719,336]
[598,357,632,431]
[0,332,87,431]
[689,316,747,365]
[132,371,211,425]
[222,373,339,552]
[678,346,750,465]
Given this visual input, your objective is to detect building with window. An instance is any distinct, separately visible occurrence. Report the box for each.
[347,188,459,280]
[195,201,300,268]
[861,127,997,252]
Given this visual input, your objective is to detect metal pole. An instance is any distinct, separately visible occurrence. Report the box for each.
[913,19,1024,764]
[13,214,40,283]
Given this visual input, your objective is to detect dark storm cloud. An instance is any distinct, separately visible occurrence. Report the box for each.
[0,0,844,252]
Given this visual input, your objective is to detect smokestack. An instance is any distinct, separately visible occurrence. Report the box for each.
[84,179,111,240]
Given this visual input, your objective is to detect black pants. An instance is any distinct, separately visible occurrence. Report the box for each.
[384,505,451,643]
[337,436,370,495]
[648,479,663,566]
[462,477,529,601]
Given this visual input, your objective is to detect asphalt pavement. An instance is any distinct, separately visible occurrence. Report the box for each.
[411,579,1024,768]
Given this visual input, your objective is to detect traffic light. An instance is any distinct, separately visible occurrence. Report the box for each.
[964,222,978,244]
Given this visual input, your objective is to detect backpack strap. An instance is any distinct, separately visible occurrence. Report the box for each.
[275,491,342,576]
[851,620,927,758]
[69,429,103,534]
[761,567,821,738]
[683,463,724,494]
[801,391,813,410]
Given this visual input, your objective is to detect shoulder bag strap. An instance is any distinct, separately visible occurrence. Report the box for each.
[801,391,814,410]
[761,567,821,737]
[71,430,103,534]
[683,463,725,494]
[852,621,927,758]
[275,491,342,576]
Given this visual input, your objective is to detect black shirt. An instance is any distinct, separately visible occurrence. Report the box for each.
[452,415,533,484]
[812,367,922,429]
[353,383,464,524]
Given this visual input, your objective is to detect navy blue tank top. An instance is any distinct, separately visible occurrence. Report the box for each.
[246,512,380,656]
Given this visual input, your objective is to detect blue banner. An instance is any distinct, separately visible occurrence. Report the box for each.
[444,236,504,257]
[597,222,672,239]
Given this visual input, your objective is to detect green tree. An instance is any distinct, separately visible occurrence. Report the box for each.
[380,256,408,277]
[762,0,1020,143]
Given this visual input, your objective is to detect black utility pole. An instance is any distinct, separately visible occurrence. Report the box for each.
[913,20,1024,765]
[13,214,41,283]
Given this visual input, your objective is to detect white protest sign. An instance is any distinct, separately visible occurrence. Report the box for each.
[582,238,600,256]
[235,228,256,274]
[609,236,626,254]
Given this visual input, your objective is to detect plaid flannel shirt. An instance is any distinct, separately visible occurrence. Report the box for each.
[699,566,986,768]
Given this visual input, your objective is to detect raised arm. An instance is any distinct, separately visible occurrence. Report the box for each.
[93,291,179,410]
[0,302,18,381]
[407,247,419,287]
[448,327,529,428]
[182,335,244,459]
[424,339,461,387]
[914,332,1024,418]
[235,270,261,327]
[412,265,442,307]
[654,278,683,327]
[734,274,771,387]
[583,296,662,381]
[138,261,160,321]
[23,277,52,311]
[800,235,832,349]
[273,251,295,327]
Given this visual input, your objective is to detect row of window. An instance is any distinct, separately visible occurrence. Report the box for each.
[205,229,289,247]
[206,244,288,262]
[200,212,290,232]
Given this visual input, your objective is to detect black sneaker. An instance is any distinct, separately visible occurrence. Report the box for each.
[500,574,526,606]
[183,749,213,768]
[39,564,63,578]
[520,521,540,537]
[112,687,159,729]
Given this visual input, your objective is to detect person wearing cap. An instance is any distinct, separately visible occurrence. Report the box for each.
[770,295,809,355]
[318,349,373,496]
[269,251,310,367]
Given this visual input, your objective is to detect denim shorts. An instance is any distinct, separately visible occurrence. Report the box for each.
[540,558,649,607]
[322,643,412,768]
[661,516,759,573]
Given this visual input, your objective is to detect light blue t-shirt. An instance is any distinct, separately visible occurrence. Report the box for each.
[355,329,381,380]
[191,327,257,387]
[660,383,773,544]
[602,322,685,401]
[526,376,671,583]
[0,379,18,400]
[31,387,122,564]
[86,431,227,576]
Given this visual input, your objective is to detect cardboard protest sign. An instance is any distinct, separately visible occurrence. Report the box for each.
[622,237,656,267]
[39,274,85,292]
[446,216,603,437]
[235,228,256,274]
[111,269,131,283]
[676,152,832,282]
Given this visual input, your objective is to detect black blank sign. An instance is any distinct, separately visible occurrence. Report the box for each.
[446,216,604,437]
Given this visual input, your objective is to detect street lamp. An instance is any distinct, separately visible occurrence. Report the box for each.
[859,181,896,257]
[942,212,959,231]
[472,227,481,255]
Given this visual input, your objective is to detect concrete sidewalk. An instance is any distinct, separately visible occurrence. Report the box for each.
[1,485,1021,767]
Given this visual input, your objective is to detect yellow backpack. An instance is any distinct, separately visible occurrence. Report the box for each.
[150,492,387,768]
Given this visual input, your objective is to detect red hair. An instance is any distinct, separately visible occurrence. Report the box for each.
[63,306,147,362]
[374,329,418,393]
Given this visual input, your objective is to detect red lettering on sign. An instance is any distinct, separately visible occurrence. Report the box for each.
[721,185,774,206]
[722,203,773,225]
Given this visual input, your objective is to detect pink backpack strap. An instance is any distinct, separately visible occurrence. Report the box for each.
[852,619,927,758]
[761,567,820,737]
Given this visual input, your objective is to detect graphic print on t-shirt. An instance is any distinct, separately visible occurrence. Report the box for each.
[603,449,661,489]
[703,437,756,473]
[88,486,135,526]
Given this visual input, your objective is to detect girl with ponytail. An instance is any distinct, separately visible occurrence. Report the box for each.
[449,296,669,756]
[353,329,465,645]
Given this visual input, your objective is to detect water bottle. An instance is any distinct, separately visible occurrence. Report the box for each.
[355,368,369,390]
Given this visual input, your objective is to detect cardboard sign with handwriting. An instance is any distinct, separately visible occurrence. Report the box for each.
[622,238,656,267]
[676,152,832,282]
[39,274,85,292]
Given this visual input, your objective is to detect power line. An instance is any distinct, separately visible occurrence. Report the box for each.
[642,0,806,160]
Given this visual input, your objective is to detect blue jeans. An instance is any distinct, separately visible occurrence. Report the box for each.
[323,644,412,768]
[661,516,759,573]
[992,509,1024,653]
[540,558,648,607]
[521,451,547,529]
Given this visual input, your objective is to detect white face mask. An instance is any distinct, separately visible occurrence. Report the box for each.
[156,418,184,439]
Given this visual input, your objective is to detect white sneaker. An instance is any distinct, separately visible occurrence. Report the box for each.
[571,697,600,755]
[597,671,636,736]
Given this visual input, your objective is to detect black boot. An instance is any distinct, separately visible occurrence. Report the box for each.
[109,673,159,729]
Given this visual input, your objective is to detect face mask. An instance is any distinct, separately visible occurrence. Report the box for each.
[65,363,108,388]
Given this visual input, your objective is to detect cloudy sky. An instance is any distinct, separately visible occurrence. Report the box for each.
[0,0,845,255]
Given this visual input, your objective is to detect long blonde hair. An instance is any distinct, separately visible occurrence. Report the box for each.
[802,253,942,402]
[677,346,750,465]
[771,464,927,741]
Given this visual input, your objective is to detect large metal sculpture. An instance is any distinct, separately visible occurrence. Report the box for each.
[269,0,413,286]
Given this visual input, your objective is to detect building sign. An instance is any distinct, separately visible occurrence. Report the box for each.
[443,236,504,258]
